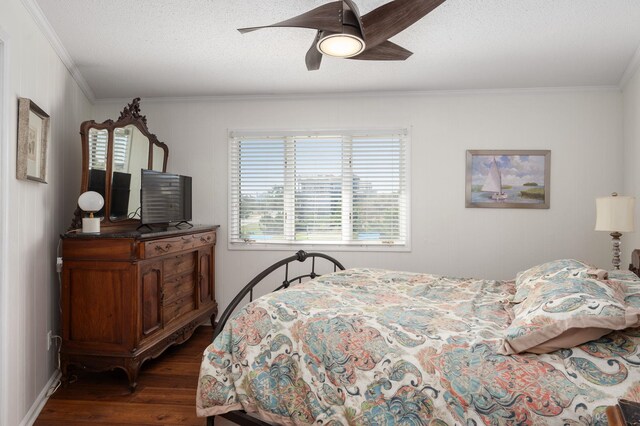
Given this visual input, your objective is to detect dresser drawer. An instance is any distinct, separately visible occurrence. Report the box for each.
[163,253,195,279]
[63,238,136,261]
[141,231,216,259]
[163,273,195,303]
[163,294,195,325]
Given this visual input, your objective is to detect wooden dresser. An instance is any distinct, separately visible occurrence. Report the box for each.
[60,224,219,390]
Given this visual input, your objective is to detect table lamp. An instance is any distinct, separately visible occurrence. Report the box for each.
[78,191,104,233]
[595,192,635,269]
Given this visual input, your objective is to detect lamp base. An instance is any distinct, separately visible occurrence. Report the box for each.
[610,231,622,270]
[82,217,100,233]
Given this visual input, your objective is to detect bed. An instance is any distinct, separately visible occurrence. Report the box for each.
[197,251,640,425]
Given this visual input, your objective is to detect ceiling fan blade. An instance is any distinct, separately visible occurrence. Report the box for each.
[238,1,344,34]
[349,40,413,61]
[360,0,446,49]
[342,0,365,36]
[305,32,324,71]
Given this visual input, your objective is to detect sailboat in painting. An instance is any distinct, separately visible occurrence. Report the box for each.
[482,157,508,201]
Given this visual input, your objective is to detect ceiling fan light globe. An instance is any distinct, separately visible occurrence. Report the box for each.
[317,34,365,58]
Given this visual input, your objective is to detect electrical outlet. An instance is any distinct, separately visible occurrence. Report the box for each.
[47,331,52,351]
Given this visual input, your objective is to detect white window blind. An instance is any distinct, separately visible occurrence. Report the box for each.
[229,130,408,247]
[88,129,108,170]
[113,128,132,172]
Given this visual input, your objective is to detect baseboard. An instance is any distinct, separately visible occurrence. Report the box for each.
[19,370,61,426]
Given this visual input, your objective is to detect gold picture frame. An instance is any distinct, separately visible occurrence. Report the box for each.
[17,97,50,183]
[465,150,551,209]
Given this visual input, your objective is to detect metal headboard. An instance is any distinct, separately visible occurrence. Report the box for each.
[212,250,345,339]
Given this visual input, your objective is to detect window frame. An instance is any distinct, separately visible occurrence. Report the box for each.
[227,128,412,252]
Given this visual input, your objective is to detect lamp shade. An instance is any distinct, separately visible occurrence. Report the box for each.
[595,194,635,233]
[78,191,104,213]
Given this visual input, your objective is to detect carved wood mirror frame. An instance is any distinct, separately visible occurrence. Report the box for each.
[69,98,168,230]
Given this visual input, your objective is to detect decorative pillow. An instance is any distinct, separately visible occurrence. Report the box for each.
[513,259,595,303]
[500,274,639,355]
[608,269,640,309]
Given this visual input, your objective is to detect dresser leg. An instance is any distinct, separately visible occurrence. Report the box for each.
[210,313,216,328]
[209,304,218,328]
[124,358,141,392]
[60,354,71,388]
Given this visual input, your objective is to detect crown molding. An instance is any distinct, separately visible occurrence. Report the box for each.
[19,0,95,103]
[620,42,640,89]
[94,85,620,105]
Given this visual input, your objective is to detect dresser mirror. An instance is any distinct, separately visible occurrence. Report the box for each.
[69,98,168,230]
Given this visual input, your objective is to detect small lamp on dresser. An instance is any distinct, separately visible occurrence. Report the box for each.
[595,192,635,269]
[78,191,104,233]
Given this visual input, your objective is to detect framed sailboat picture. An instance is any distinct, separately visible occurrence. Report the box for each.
[465,150,550,209]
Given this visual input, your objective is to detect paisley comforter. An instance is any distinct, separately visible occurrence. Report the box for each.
[196,268,640,425]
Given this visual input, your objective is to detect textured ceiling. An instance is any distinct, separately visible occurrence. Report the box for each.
[34,0,640,99]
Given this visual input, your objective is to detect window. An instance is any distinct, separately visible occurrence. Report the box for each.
[112,128,132,172]
[229,130,409,248]
[88,128,131,172]
[88,129,108,170]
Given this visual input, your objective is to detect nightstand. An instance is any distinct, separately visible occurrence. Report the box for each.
[607,399,640,425]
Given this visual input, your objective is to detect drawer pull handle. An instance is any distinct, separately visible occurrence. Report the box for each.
[154,243,172,253]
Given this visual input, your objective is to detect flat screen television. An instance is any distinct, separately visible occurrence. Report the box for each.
[140,169,192,225]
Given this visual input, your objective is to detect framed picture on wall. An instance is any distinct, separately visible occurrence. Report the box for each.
[16,97,50,183]
[465,150,550,209]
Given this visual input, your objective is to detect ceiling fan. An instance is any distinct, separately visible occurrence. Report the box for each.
[238,0,447,71]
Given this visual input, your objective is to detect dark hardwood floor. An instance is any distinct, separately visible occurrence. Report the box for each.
[35,326,214,425]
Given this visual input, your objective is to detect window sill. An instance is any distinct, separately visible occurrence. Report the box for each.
[227,241,411,253]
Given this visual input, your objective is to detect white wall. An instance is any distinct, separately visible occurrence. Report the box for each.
[623,63,640,251]
[94,89,624,314]
[0,0,92,424]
